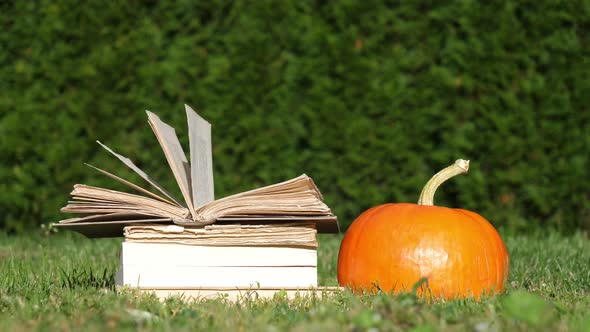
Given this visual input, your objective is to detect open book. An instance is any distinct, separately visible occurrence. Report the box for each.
[54,105,339,237]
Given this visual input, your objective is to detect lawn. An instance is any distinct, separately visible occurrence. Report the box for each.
[1,229,589,331]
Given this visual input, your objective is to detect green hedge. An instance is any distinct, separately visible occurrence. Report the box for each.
[1,1,589,233]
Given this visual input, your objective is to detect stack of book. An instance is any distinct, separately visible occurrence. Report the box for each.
[54,105,339,299]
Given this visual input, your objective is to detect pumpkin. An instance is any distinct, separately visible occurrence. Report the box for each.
[337,160,509,300]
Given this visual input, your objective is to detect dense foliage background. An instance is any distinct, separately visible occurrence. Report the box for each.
[1,1,589,233]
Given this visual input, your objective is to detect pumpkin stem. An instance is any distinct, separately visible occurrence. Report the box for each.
[418,159,470,206]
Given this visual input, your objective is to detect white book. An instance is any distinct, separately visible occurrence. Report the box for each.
[115,266,317,288]
[120,242,317,267]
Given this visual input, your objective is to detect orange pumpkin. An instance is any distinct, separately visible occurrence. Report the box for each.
[337,160,509,300]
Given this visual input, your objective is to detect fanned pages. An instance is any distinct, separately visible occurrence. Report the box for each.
[84,163,177,206]
[96,141,183,207]
[61,184,190,219]
[186,105,214,207]
[54,104,339,237]
[146,111,196,218]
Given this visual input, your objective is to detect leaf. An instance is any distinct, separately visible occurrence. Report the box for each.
[502,290,555,327]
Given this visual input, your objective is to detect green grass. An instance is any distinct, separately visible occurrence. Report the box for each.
[1,230,589,331]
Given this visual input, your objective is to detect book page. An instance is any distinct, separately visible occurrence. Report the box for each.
[124,223,318,248]
[216,215,339,233]
[96,141,183,207]
[185,105,214,208]
[62,184,191,220]
[195,175,333,222]
[85,163,178,206]
[146,111,196,219]
[57,211,168,224]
